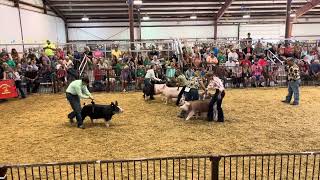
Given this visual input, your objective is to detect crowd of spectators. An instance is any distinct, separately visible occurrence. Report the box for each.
[1,36,320,97]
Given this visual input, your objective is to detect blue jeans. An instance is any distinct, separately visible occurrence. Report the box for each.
[66,93,83,127]
[286,80,300,104]
[184,88,199,101]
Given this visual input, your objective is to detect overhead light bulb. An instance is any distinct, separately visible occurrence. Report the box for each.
[290,13,296,17]
[81,15,89,21]
[134,0,142,5]
[142,16,150,20]
[243,14,250,19]
[190,15,197,19]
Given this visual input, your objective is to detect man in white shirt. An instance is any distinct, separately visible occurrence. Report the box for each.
[228,48,239,62]
[144,65,161,100]
[225,58,237,72]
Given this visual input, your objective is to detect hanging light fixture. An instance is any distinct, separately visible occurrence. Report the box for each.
[134,0,143,5]
[81,14,89,21]
[190,15,197,19]
[243,14,250,19]
[142,15,150,20]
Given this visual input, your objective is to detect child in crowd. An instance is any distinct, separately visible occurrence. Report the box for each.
[135,65,145,90]
[14,64,26,98]
[251,59,264,87]
[105,66,116,91]
[56,62,67,92]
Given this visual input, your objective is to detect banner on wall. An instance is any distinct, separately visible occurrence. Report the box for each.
[0,80,18,99]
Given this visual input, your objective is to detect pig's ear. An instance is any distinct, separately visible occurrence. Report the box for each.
[111,102,115,106]
[115,101,118,106]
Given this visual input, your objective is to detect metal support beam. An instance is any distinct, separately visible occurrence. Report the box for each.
[65,23,69,42]
[43,0,67,42]
[295,0,320,18]
[214,20,218,40]
[285,0,292,40]
[137,9,142,41]
[14,0,25,51]
[43,0,66,21]
[42,0,47,14]
[128,0,135,51]
[216,0,233,21]
[237,24,240,40]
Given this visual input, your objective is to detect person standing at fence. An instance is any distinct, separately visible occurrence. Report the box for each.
[282,58,301,106]
[43,40,56,59]
[112,45,122,60]
[66,76,94,129]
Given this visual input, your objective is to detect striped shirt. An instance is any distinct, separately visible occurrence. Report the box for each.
[207,76,225,92]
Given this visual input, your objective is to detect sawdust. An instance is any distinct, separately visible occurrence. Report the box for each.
[1,87,320,165]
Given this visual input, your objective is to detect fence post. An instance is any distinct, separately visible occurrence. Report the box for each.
[210,156,221,180]
[0,165,8,180]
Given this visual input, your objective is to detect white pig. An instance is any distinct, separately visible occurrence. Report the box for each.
[161,85,182,104]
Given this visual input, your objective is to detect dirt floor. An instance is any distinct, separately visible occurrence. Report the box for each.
[1,87,320,165]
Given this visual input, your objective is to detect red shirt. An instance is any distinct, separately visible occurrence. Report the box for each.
[258,59,268,67]
[240,60,251,67]
[284,47,293,56]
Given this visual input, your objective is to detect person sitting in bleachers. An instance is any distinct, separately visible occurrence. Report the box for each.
[111,45,122,60]
[25,60,39,94]
[120,65,130,92]
[135,65,145,90]
[310,60,320,82]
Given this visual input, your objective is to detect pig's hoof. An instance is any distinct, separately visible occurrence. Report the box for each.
[105,122,110,128]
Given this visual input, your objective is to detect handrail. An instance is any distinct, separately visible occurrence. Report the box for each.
[79,54,89,76]
[3,151,320,168]
[267,49,284,65]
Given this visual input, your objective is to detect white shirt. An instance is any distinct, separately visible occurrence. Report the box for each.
[207,76,225,92]
[151,59,161,65]
[228,52,239,61]
[56,64,63,70]
[66,60,74,69]
[14,72,21,81]
[145,69,161,81]
[27,65,38,71]
[225,60,237,72]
